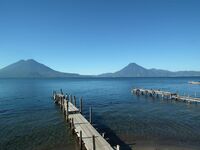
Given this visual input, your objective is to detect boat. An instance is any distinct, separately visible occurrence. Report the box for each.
[188,81,200,85]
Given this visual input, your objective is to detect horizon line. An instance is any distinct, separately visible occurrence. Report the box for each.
[0,59,200,75]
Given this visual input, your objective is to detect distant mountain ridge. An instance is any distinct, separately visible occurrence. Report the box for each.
[0,60,200,78]
[99,63,200,77]
[0,59,80,78]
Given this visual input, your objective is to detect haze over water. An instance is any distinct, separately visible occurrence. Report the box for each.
[0,77,200,150]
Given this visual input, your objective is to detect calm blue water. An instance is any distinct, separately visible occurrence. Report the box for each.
[0,78,200,150]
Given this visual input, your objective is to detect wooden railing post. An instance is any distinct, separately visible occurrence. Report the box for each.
[61,96,64,110]
[60,96,62,109]
[74,96,76,107]
[79,130,82,150]
[60,89,63,95]
[117,145,120,150]
[66,93,69,100]
[70,95,73,103]
[90,107,92,124]
[92,135,96,150]
[69,118,72,128]
[54,93,57,103]
[63,99,66,115]
[102,132,105,138]
[71,118,74,133]
[53,91,56,100]
[56,95,58,103]
[69,94,70,102]
[66,100,69,122]
[80,97,83,114]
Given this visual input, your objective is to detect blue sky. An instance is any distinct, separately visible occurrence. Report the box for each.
[0,0,200,75]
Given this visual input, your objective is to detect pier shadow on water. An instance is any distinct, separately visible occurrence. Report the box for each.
[92,114,133,150]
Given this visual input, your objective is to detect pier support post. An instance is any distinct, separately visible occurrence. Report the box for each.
[63,96,65,111]
[66,100,69,122]
[54,94,56,103]
[65,93,69,100]
[54,94,57,103]
[53,91,56,100]
[90,107,92,124]
[69,118,72,128]
[60,89,63,95]
[169,94,172,100]
[71,118,74,133]
[102,132,105,138]
[79,130,82,150]
[55,95,59,104]
[70,95,73,103]
[61,96,63,109]
[61,96,64,110]
[92,135,96,150]
[63,99,66,115]
[80,97,83,114]
[60,96,62,109]
[74,96,76,107]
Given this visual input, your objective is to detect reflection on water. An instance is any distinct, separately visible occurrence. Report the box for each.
[0,77,200,150]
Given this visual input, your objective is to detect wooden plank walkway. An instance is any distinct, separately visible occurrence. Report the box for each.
[69,113,113,150]
[53,91,117,150]
[132,88,200,104]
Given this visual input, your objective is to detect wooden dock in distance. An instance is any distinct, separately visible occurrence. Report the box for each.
[53,91,118,150]
[132,88,200,104]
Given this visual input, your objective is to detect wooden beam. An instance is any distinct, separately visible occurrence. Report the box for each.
[90,107,92,124]
[92,135,96,150]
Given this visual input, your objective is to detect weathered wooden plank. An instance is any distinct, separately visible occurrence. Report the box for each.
[63,101,79,113]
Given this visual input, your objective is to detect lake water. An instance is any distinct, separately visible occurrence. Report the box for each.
[0,78,200,150]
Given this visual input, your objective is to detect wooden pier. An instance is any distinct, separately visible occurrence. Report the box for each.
[132,88,200,104]
[53,90,118,150]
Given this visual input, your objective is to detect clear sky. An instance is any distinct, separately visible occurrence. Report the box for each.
[0,0,200,75]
